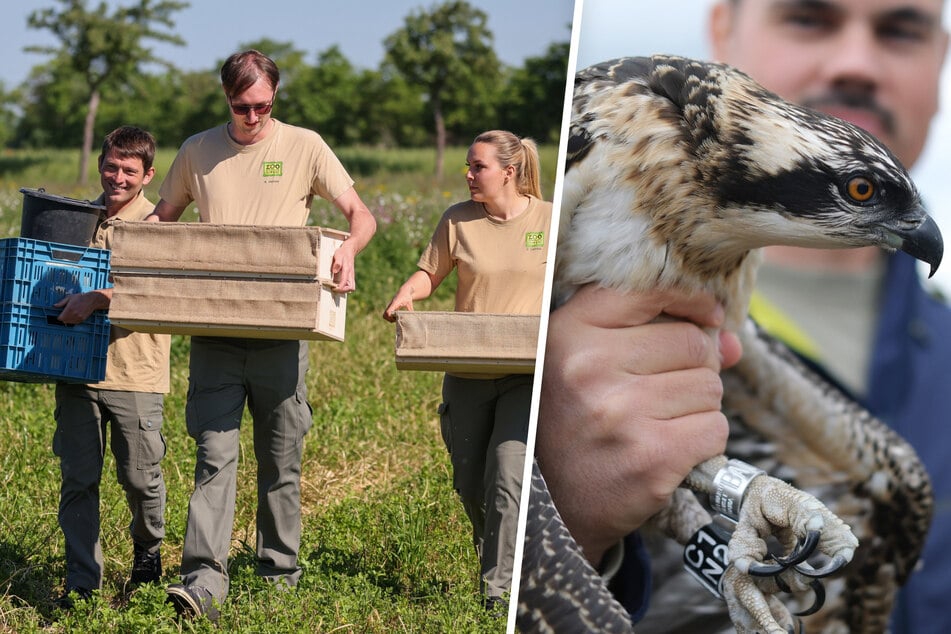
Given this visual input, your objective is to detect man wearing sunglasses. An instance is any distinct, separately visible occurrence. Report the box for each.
[147,49,376,621]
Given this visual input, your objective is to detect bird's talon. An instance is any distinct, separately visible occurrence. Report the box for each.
[794,579,826,616]
[794,554,849,578]
[773,530,821,567]
[774,572,792,594]
[747,560,787,577]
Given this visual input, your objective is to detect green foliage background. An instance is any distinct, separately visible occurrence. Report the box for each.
[2,4,570,153]
[0,143,558,632]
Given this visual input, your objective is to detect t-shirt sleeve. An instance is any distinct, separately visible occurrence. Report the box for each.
[417,211,455,281]
[158,142,194,208]
[310,136,356,203]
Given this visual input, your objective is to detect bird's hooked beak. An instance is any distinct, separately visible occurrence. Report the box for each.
[884,213,944,278]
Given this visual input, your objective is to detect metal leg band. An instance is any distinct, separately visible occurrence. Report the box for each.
[711,459,765,522]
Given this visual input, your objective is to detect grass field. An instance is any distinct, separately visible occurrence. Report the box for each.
[0,144,558,633]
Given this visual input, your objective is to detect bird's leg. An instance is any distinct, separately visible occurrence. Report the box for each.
[681,456,858,633]
[721,319,932,630]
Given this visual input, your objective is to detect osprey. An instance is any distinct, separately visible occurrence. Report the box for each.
[518,56,942,633]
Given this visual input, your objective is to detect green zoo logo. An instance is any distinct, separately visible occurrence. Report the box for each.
[525,231,545,249]
[262,161,283,177]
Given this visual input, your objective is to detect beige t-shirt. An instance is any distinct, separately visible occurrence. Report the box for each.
[92,191,171,392]
[418,196,552,315]
[159,119,355,226]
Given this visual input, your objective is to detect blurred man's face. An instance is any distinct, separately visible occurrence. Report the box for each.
[710,0,948,169]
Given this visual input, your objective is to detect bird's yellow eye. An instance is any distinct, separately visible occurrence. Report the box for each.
[846,176,875,203]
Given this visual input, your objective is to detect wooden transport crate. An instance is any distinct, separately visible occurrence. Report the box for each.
[394,311,540,374]
[108,222,349,341]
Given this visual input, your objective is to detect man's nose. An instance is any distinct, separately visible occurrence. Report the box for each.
[819,21,882,94]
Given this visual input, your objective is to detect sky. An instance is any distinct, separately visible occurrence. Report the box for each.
[1,0,576,87]
[575,0,951,294]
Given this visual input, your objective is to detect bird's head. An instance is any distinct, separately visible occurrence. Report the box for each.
[558,55,943,315]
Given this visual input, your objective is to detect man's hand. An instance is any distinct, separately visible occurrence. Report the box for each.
[330,240,358,293]
[54,289,112,325]
[535,284,742,567]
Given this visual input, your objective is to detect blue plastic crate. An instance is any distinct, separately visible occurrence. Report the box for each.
[0,303,109,383]
[0,237,111,308]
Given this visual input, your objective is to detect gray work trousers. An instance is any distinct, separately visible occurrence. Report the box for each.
[53,384,166,590]
[180,337,312,601]
[439,373,532,599]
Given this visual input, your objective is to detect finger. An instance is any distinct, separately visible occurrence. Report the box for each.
[554,319,723,380]
[578,368,725,431]
[630,367,725,420]
[662,289,725,329]
[561,284,723,330]
[635,410,731,480]
[616,320,723,375]
[719,329,743,368]
[554,365,727,449]
[330,255,343,275]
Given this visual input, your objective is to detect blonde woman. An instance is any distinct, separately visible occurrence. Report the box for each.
[384,130,551,612]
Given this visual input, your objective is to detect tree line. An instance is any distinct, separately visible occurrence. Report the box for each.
[0,0,569,182]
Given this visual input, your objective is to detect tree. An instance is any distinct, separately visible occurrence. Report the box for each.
[384,1,501,179]
[26,0,187,184]
[280,46,361,145]
[356,69,428,147]
[498,41,571,143]
[0,84,15,149]
[13,59,90,149]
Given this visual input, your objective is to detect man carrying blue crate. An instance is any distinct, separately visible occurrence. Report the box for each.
[51,126,171,608]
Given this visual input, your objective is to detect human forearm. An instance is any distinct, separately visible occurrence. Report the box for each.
[382,270,438,321]
[341,205,376,256]
[329,188,377,292]
[146,199,186,222]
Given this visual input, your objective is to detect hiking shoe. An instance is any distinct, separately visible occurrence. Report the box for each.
[129,544,162,585]
[166,584,220,622]
[53,587,92,610]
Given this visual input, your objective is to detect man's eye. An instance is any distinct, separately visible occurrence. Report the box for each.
[781,10,834,32]
[878,23,929,43]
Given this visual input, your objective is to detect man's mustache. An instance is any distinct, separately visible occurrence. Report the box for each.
[802,91,896,137]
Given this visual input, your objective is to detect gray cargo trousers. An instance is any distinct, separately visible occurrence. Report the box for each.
[53,384,166,590]
[179,336,312,602]
[439,372,532,600]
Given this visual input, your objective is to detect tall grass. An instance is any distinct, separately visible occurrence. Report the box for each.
[0,144,558,632]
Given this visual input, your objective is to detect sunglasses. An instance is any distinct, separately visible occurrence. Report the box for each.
[229,92,275,116]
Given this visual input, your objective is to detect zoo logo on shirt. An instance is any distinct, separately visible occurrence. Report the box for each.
[525,231,545,250]
[262,161,283,182]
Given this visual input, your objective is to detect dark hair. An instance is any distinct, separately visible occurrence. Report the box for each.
[220,49,280,98]
[99,125,156,171]
[472,130,543,199]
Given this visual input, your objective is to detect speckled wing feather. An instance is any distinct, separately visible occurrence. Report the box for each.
[517,461,633,633]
